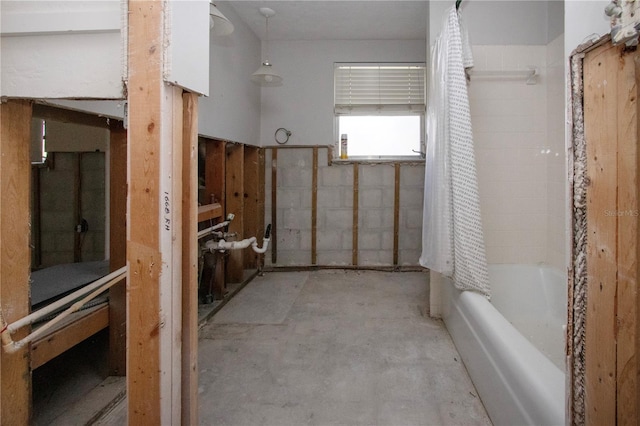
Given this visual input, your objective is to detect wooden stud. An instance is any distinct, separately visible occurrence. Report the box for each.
[181,92,199,426]
[0,99,32,426]
[225,144,245,283]
[205,139,226,211]
[393,163,400,266]
[584,42,620,426]
[614,48,639,426]
[31,305,109,370]
[243,147,260,269]
[127,0,185,422]
[109,120,127,377]
[352,163,359,266]
[257,149,266,270]
[312,147,318,265]
[271,149,278,265]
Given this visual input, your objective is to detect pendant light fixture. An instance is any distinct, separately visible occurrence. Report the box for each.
[251,7,282,86]
[210,2,234,36]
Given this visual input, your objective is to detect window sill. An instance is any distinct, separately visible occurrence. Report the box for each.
[331,156,425,165]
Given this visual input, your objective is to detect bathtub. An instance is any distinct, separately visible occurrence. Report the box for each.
[438,264,566,426]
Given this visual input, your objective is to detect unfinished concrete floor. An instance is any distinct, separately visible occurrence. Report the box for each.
[198,270,491,425]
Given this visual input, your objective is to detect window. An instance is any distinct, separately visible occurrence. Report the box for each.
[334,63,425,159]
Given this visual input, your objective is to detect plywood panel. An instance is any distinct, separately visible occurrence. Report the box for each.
[0,99,32,426]
[109,120,127,376]
[584,42,619,426]
[226,144,244,283]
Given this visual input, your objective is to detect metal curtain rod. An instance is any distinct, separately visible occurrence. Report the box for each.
[456,0,462,10]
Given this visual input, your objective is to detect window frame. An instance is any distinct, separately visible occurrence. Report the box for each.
[333,62,426,162]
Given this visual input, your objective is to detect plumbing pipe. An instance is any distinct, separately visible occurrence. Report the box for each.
[1,268,126,354]
[7,266,127,334]
[197,213,235,239]
[205,224,271,254]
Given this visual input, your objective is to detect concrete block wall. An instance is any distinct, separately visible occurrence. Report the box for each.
[265,146,424,267]
[38,152,105,267]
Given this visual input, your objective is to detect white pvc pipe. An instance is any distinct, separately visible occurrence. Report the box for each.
[205,236,270,254]
[1,267,126,354]
[8,266,126,334]
[197,213,235,239]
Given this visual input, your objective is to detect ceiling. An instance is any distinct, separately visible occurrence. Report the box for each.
[225,1,429,41]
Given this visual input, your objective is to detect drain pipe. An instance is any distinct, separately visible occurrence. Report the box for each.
[205,224,271,254]
[1,266,126,354]
[197,213,235,239]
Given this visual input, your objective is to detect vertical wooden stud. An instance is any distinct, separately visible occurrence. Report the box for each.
[311,147,318,265]
[109,120,127,376]
[257,149,266,270]
[225,144,245,283]
[205,140,226,211]
[271,149,278,265]
[243,147,259,269]
[127,0,185,422]
[181,92,199,426]
[352,163,359,266]
[393,163,401,266]
[584,43,621,426]
[0,99,32,426]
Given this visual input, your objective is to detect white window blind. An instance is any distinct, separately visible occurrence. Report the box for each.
[334,63,426,114]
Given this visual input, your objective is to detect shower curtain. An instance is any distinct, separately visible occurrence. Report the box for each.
[419,6,490,297]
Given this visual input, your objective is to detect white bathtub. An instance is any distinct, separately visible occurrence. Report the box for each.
[439,264,566,426]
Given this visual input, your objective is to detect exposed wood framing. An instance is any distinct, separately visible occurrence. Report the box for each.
[243,146,260,269]
[109,120,127,376]
[393,163,401,266]
[311,147,318,265]
[271,149,278,264]
[197,203,223,222]
[181,92,199,426]
[257,149,266,270]
[225,144,245,283]
[352,163,359,266]
[583,41,640,425]
[31,304,109,370]
[0,99,32,425]
[204,139,226,211]
[127,0,188,422]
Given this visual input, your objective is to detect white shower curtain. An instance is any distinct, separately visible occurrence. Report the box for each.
[419,6,490,297]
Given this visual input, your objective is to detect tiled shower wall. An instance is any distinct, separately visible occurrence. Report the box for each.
[471,39,565,269]
[264,148,424,267]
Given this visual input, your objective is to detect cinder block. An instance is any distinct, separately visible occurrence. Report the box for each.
[400,165,425,187]
[360,166,384,187]
[359,250,391,266]
[360,188,383,208]
[405,208,423,229]
[324,209,353,229]
[360,231,382,250]
[399,249,421,266]
[277,189,301,208]
[400,229,422,250]
[41,251,74,268]
[364,210,383,229]
[81,170,105,191]
[278,148,310,167]
[277,228,301,251]
[316,251,351,266]
[279,167,312,188]
[317,188,341,208]
[50,153,75,171]
[41,211,74,232]
[316,229,343,250]
[277,250,312,266]
[55,232,75,251]
[40,233,56,252]
[400,187,424,208]
[382,188,395,208]
[321,166,353,187]
[300,230,313,251]
[301,189,313,209]
[283,208,311,230]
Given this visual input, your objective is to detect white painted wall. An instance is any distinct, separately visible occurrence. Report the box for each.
[198,1,261,144]
[260,39,426,147]
[0,1,124,99]
[565,0,610,58]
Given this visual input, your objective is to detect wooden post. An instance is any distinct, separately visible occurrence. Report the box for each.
[393,163,401,266]
[271,149,278,265]
[225,144,245,282]
[352,163,359,266]
[311,147,318,265]
[257,149,266,270]
[243,147,259,269]
[582,41,640,425]
[181,92,199,426]
[109,120,127,376]
[0,99,32,425]
[127,1,186,422]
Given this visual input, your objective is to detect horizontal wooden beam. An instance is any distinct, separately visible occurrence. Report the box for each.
[197,203,223,223]
[31,304,109,370]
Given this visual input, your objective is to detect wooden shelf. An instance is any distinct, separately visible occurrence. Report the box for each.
[197,203,222,223]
